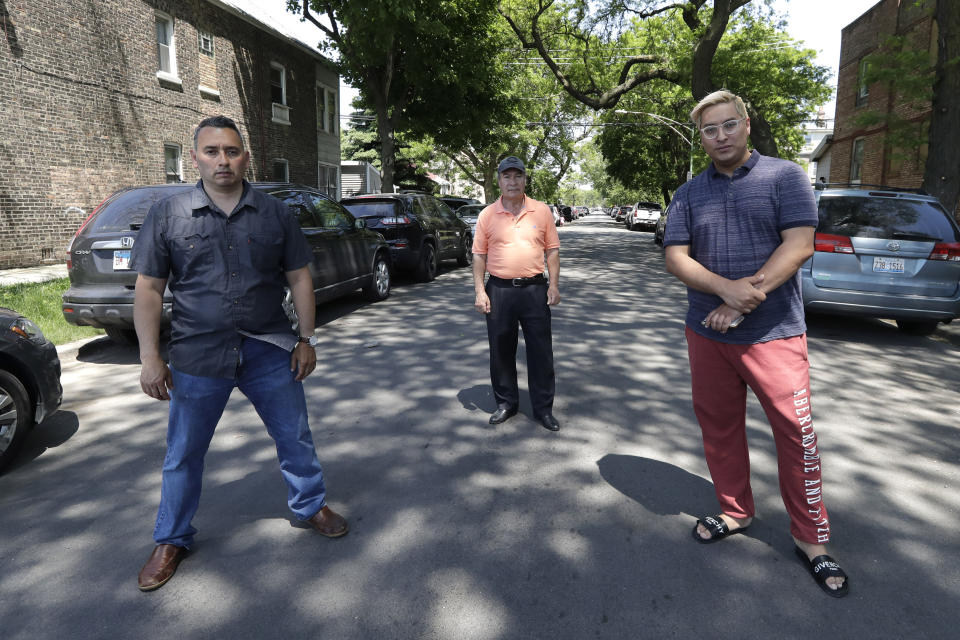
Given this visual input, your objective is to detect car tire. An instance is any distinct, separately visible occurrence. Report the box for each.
[0,369,32,473]
[896,319,939,336]
[363,253,391,301]
[105,327,138,345]
[457,237,473,267]
[416,243,438,282]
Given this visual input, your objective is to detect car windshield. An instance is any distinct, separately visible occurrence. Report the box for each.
[340,201,399,218]
[91,187,191,232]
[817,196,960,241]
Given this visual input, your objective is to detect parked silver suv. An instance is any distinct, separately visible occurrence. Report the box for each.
[800,184,960,335]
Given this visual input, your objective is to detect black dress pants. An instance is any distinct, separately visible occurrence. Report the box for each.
[485,278,555,416]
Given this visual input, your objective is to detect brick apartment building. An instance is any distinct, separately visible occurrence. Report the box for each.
[0,0,341,269]
[828,0,937,196]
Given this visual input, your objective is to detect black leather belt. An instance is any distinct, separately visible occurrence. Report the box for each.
[489,274,547,287]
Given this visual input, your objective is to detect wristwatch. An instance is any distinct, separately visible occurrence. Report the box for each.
[297,334,319,347]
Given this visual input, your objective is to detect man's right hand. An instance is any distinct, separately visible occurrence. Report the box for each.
[719,274,766,313]
[474,290,491,314]
[140,354,173,401]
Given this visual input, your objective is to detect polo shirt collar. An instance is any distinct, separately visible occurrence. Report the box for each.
[191,179,254,215]
[494,195,533,216]
[707,149,760,180]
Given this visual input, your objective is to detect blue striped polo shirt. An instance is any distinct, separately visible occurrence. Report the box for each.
[663,151,818,344]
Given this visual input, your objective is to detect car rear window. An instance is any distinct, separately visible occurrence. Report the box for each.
[817,196,960,242]
[90,187,191,233]
[340,201,399,218]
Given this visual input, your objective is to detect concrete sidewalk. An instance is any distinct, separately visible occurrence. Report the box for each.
[0,264,68,287]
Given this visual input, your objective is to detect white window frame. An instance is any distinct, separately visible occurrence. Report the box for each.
[850,138,865,183]
[318,162,339,199]
[198,30,214,57]
[270,62,290,124]
[273,158,289,183]
[155,11,181,85]
[164,143,182,183]
[317,82,337,135]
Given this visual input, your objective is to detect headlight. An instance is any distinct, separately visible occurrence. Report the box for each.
[10,317,47,345]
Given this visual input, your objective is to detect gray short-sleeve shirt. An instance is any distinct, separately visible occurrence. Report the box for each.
[130,181,311,377]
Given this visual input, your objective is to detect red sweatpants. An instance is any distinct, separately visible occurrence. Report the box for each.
[686,327,831,544]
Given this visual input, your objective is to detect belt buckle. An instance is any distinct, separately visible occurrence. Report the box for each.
[511,278,522,287]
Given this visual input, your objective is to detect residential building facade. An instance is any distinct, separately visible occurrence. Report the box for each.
[0,0,340,269]
[829,0,933,192]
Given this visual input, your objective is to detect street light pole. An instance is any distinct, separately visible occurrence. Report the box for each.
[614,110,696,181]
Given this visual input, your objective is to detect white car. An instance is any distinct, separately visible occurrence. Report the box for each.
[626,201,663,231]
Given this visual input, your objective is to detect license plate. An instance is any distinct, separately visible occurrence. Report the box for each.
[873,256,904,273]
[113,249,131,270]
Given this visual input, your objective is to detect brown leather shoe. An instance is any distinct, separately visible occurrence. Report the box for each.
[307,506,348,538]
[137,544,188,592]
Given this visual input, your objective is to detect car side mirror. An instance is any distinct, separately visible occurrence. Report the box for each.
[355,218,365,230]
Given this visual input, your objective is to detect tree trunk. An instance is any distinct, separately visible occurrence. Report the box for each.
[923,0,960,217]
[370,85,395,193]
[744,102,780,158]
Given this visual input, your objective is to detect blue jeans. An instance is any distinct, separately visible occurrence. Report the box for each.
[153,338,327,547]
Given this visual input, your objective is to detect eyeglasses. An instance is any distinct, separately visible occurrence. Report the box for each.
[700,117,746,140]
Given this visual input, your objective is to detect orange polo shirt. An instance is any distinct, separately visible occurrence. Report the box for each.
[472,195,560,279]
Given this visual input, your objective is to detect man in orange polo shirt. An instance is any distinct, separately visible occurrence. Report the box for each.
[472,156,562,431]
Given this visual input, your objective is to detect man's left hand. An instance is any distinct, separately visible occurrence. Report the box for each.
[290,342,317,381]
[547,285,561,306]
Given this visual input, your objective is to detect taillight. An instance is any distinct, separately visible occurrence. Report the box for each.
[929,242,960,261]
[814,233,855,254]
[66,195,111,269]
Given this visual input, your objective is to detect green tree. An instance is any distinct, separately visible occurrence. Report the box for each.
[289,0,503,192]
[340,108,438,193]
[497,0,830,159]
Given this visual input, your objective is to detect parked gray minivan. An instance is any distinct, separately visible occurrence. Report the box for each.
[800,184,960,335]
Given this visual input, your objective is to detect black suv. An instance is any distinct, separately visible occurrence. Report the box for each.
[62,183,391,343]
[339,192,473,282]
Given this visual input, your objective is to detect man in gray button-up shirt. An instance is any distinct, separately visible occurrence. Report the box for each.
[131,115,348,592]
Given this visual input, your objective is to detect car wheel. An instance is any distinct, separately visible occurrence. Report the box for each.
[457,237,473,267]
[363,253,391,301]
[896,319,939,336]
[416,243,438,282]
[105,327,138,345]
[0,369,32,473]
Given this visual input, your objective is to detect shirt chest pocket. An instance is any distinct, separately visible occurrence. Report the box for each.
[248,233,284,272]
[170,232,213,276]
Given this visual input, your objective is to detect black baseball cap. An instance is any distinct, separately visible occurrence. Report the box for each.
[497,156,525,174]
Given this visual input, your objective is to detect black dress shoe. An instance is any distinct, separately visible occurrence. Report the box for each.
[536,413,560,431]
[489,406,518,424]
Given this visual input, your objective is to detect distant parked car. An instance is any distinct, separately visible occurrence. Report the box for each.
[653,210,669,246]
[548,205,564,227]
[615,206,631,222]
[625,201,663,231]
[0,307,62,472]
[801,184,960,335]
[456,203,487,235]
[340,192,473,282]
[439,195,480,211]
[62,183,391,343]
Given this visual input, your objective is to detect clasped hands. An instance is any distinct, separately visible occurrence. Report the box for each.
[702,274,766,333]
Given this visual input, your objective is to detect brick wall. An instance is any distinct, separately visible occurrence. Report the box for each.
[831,0,933,191]
[0,0,340,268]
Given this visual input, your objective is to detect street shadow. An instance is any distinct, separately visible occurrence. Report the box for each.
[597,454,716,519]
[2,410,79,475]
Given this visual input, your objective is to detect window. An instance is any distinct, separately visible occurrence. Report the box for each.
[198,30,214,57]
[850,138,865,183]
[856,58,870,107]
[271,62,289,124]
[317,163,338,199]
[279,191,319,227]
[317,83,337,134]
[155,12,178,81]
[164,144,181,183]
[273,159,289,182]
[311,195,352,229]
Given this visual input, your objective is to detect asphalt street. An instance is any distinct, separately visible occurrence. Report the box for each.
[2,212,958,639]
